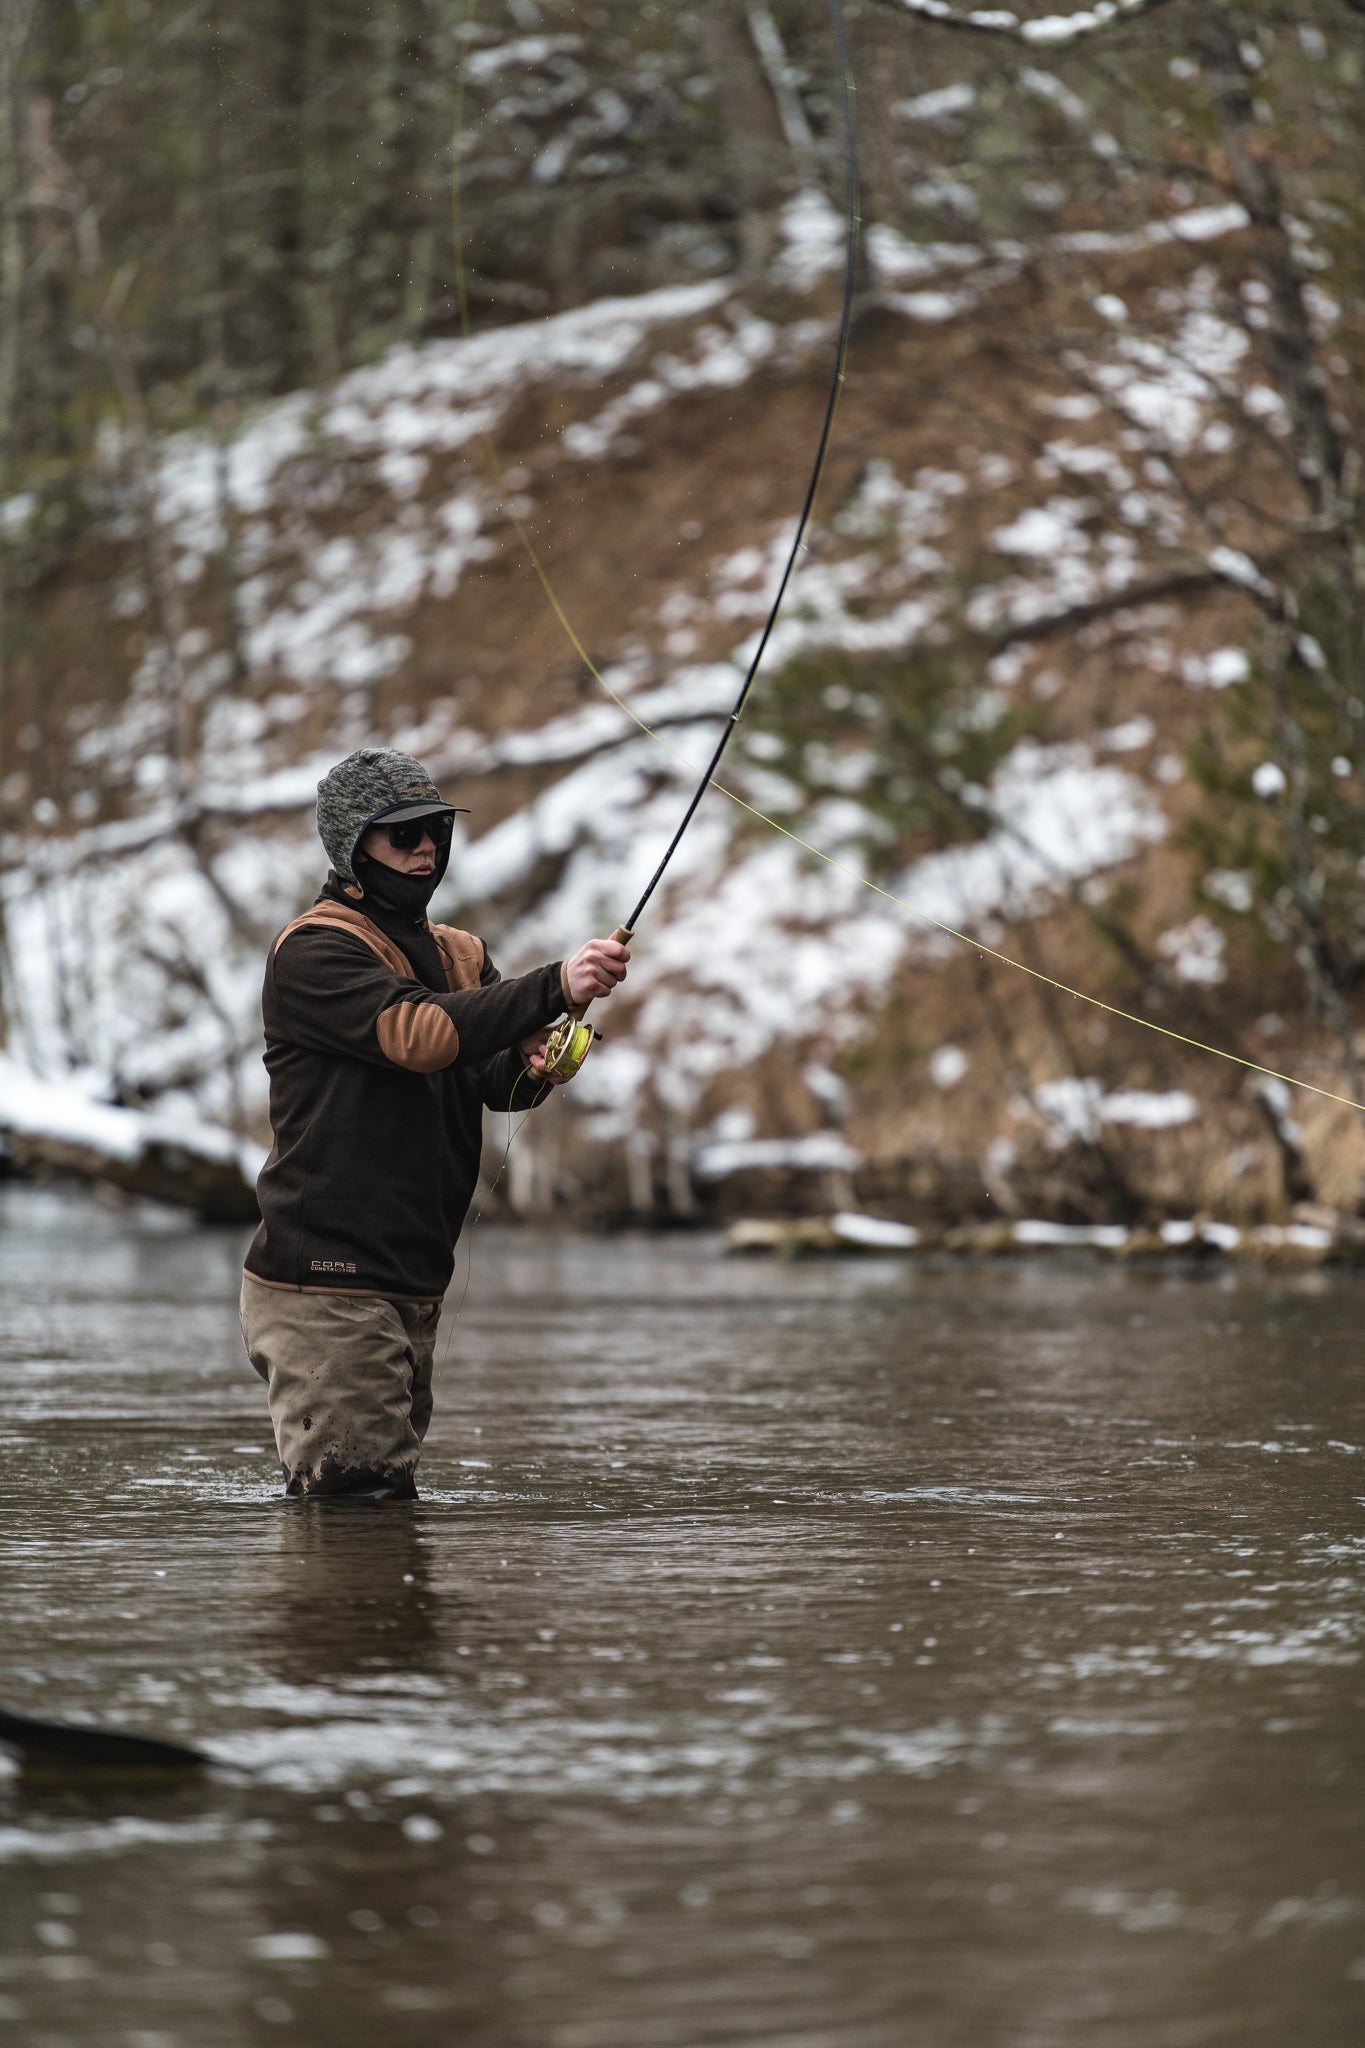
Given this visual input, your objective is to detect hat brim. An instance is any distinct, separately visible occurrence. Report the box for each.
[366,800,468,824]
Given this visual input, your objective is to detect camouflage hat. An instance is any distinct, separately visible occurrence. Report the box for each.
[316,748,456,882]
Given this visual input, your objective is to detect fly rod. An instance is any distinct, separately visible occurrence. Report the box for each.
[539,0,860,1081]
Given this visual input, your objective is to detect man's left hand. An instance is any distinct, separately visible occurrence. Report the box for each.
[520,1029,571,1084]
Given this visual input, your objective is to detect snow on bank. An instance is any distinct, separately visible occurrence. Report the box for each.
[692,1132,860,1180]
[0,1054,264,1186]
[0,828,308,1139]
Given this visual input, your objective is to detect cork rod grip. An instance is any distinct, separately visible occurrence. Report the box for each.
[568,926,634,1022]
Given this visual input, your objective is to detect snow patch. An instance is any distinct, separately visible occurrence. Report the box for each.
[1159,916,1227,986]
[830,1212,920,1250]
[1033,1076,1197,1142]
[1012,1219,1131,1249]
[691,1133,859,1181]
[929,1045,969,1089]
[775,188,848,292]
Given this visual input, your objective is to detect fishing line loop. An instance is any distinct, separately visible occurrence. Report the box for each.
[437,1058,538,1376]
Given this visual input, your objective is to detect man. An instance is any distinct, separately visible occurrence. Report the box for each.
[240,746,628,1501]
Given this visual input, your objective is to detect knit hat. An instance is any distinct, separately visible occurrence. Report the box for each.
[316,748,458,883]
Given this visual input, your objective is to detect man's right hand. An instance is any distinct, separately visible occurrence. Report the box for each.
[561,937,630,1008]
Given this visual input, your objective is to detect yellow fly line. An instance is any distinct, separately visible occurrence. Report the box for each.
[449,6,1364,1119]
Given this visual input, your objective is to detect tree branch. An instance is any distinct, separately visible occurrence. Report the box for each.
[869,0,1181,47]
[990,567,1223,648]
[746,7,819,178]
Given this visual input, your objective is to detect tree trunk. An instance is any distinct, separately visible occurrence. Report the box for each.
[0,0,38,868]
[694,2,796,280]
[1196,0,1348,536]
[271,0,312,386]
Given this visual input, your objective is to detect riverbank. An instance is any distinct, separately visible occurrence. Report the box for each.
[725,1207,1365,1265]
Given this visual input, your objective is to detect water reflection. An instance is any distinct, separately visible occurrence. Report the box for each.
[247,1505,445,1686]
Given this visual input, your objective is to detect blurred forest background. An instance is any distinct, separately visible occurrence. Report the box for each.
[1,0,1364,1239]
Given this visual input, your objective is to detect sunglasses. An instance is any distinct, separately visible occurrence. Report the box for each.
[383,812,461,851]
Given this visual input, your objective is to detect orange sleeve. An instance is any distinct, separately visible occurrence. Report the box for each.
[375,1001,460,1073]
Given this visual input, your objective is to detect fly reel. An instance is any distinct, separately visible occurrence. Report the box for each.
[541,923,633,1081]
[541,1014,600,1080]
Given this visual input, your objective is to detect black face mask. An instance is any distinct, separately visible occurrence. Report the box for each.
[353,857,441,922]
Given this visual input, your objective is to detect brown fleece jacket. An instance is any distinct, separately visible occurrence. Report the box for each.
[244,881,564,1301]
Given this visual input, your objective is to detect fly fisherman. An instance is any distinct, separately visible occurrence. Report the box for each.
[240,747,629,1501]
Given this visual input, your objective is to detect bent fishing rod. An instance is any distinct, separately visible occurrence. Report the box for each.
[539,0,860,1082]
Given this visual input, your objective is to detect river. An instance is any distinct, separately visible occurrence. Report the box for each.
[1,1183,1362,2046]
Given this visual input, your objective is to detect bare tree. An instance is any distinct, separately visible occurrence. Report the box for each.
[694,4,801,278]
[871,0,1179,42]
[0,0,41,1045]
[0,0,38,740]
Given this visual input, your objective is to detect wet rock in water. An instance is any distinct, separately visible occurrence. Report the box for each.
[0,1704,216,1779]
[725,1212,922,1257]
[725,1210,1365,1263]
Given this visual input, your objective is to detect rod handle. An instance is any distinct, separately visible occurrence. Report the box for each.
[569,926,634,1023]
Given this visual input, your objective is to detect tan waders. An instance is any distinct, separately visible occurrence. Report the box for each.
[240,1276,439,1499]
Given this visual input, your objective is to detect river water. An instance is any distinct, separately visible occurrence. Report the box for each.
[0,1183,1362,2047]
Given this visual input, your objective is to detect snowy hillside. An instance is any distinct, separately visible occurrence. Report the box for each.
[4,6,1363,1226]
